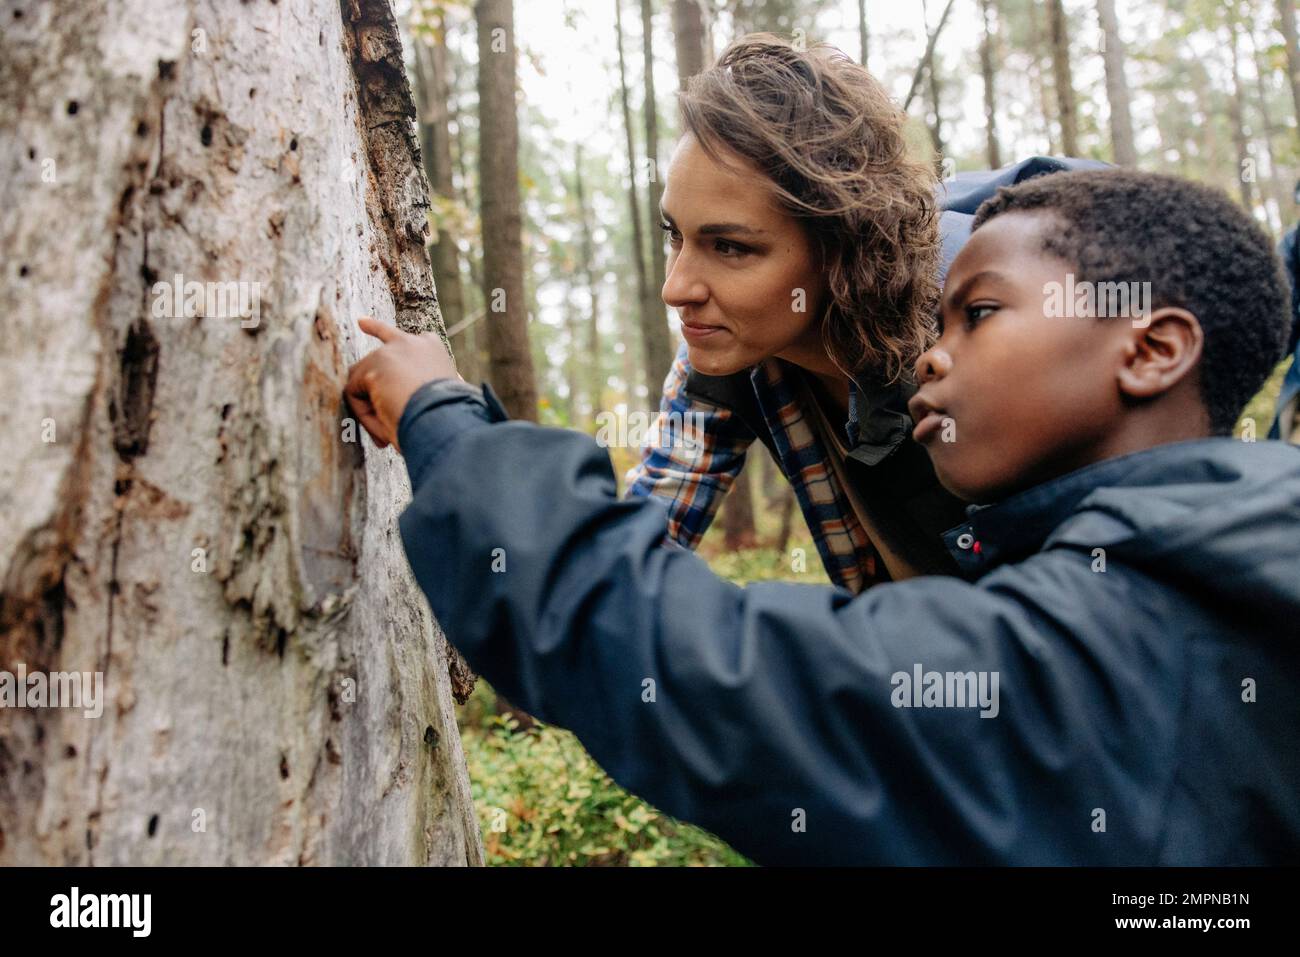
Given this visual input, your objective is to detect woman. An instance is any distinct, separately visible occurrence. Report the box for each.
[623,34,967,591]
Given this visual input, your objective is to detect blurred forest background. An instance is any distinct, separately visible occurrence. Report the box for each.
[399,0,1299,865]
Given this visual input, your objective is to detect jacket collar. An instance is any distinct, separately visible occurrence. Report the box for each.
[940,441,1221,580]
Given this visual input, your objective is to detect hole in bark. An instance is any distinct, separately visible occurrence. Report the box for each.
[157,60,175,81]
[200,124,212,147]
[27,147,35,159]
[289,137,297,152]
[110,320,160,462]
[13,10,23,19]
[136,121,148,137]
[65,744,77,758]
[424,726,439,749]
[221,633,230,666]
[18,265,28,277]
[66,100,78,115]
[249,87,256,98]
[147,815,159,837]
[279,754,290,779]
[140,264,158,285]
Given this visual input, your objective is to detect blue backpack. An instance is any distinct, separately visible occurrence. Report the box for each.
[937,156,1111,284]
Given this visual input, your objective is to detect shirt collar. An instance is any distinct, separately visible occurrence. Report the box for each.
[844,375,916,467]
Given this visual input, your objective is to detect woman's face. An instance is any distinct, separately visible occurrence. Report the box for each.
[659,134,829,376]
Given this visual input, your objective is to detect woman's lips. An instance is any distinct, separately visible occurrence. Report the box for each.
[680,321,729,342]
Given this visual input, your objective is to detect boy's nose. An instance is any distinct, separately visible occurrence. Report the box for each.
[914,346,953,384]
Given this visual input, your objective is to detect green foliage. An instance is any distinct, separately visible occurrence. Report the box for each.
[458,682,752,867]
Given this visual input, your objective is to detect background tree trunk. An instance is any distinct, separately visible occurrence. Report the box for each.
[1047,0,1079,156]
[1278,0,1300,128]
[573,144,603,425]
[413,21,475,381]
[615,0,658,403]
[979,0,1003,169]
[1097,0,1138,166]
[639,0,676,393]
[672,0,708,86]
[0,0,482,865]
[476,0,538,421]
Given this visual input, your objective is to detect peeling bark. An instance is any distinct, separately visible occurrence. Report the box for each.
[0,0,483,866]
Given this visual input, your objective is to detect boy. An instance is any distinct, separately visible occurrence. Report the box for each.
[344,170,1300,865]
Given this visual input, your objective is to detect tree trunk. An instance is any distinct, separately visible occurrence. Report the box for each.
[574,144,603,425]
[722,459,758,551]
[922,0,945,158]
[615,0,659,404]
[979,0,1002,169]
[1278,0,1300,128]
[1096,0,1138,166]
[1047,0,1079,156]
[1227,11,1257,211]
[0,0,482,865]
[476,0,538,421]
[859,0,869,68]
[1028,0,1060,155]
[413,22,475,382]
[639,0,676,393]
[672,0,708,87]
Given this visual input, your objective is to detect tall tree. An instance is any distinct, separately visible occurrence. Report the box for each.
[573,144,603,423]
[1097,0,1138,166]
[0,0,481,865]
[476,0,539,420]
[921,0,946,157]
[615,0,661,400]
[673,0,708,86]
[1047,0,1080,156]
[639,0,675,391]
[859,0,870,68]
[1226,5,1258,210]
[1027,0,1061,154]
[412,16,475,380]
[979,0,1003,169]
[1278,0,1300,127]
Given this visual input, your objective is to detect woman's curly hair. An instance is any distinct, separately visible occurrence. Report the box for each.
[678,33,940,384]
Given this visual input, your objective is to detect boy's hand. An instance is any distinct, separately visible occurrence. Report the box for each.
[345,316,460,451]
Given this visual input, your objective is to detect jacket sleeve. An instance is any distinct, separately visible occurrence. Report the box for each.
[621,340,756,550]
[396,381,1175,866]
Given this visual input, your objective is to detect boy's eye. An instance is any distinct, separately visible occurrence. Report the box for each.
[964,303,997,328]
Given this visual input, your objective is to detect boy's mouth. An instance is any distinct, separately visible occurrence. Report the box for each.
[908,392,948,444]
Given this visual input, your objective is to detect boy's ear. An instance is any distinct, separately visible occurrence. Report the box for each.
[1115,306,1204,401]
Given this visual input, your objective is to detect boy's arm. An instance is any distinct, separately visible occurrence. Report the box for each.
[622,340,755,550]
[397,382,1172,866]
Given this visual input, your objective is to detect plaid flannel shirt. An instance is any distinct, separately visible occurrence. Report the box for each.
[623,341,885,593]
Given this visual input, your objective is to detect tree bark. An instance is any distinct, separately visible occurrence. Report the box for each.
[1226,10,1257,211]
[722,459,758,551]
[574,144,603,425]
[1278,0,1300,129]
[639,0,676,393]
[476,0,538,421]
[412,21,475,382]
[979,0,1002,169]
[0,0,482,865]
[1047,0,1079,156]
[1096,0,1138,166]
[672,0,708,87]
[1028,0,1060,155]
[859,0,869,68]
[615,0,659,403]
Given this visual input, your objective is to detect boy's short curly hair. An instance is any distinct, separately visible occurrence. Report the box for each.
[972,169,1291,434]
[678,33,940,386]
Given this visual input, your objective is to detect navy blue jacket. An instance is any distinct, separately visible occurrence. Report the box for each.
[395,379,1300,865]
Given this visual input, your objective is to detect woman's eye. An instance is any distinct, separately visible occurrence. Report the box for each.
[964,303,997,328]
[714,240,750,258]
[658,221,681,244]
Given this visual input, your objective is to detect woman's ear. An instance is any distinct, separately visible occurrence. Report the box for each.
[1115,306,1204,400]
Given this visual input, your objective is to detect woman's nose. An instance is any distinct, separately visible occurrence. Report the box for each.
[662,249,707,307]
[914,345,953,384]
